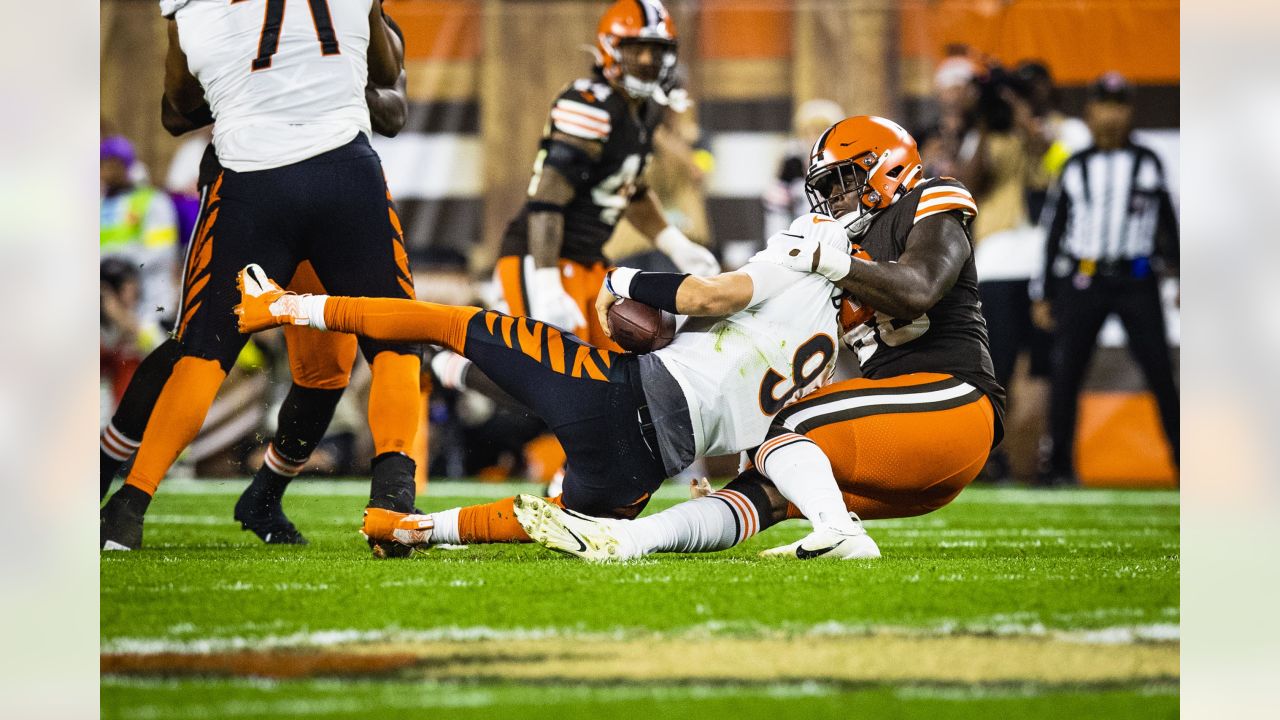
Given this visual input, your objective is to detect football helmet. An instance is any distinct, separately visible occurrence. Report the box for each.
[594,0,678,102]
[805,116,924,237]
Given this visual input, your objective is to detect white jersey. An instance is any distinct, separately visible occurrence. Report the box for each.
[654,226,842,457]
[167,0,374,171]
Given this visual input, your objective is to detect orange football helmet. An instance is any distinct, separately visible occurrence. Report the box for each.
[805,116,924,230]
[594,0,678,101]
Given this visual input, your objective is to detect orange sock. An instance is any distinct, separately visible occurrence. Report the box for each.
[323,297,479,353]
[124,356,226,496]
[368,351,422,456]
[456,495,564,544]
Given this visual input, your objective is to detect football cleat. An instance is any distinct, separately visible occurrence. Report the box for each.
[361,507,434,558]
[512,494,642,562]
[101,485,149,551]
[234,264,310,333]
[759,517,881,560]
[233,486,308,545]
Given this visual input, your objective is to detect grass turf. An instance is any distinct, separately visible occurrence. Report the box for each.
[101,479,1179,718]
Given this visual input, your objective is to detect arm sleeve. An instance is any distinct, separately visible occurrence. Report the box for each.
[740,261,804,308]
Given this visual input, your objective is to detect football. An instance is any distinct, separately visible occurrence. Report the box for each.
[607,298,677,353]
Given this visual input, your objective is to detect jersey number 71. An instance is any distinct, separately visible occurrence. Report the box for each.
[233,0,341,72]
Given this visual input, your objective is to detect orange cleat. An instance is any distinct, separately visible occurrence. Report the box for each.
[361,507,435,556]
[234,263,312,333]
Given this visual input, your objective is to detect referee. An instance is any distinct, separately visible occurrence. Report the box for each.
[1031,72,1180,486]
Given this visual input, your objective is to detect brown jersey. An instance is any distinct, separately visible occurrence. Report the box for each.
[843,177,1006,438]
[499,77,664,265]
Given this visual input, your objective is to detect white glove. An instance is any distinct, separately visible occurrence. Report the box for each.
[751,218,853,282]
[655,226,720,276]
[527,267,586,331]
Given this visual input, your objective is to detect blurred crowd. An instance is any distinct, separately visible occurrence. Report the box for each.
[101,52,1177,488]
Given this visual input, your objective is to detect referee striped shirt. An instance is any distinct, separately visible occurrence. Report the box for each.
[1035,142,1179,299]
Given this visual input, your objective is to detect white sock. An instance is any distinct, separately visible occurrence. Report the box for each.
[756,437,857,532]
[430,349,472,391]
[300,294,330,331]
[427,507,461,544]
[624,490,761,555]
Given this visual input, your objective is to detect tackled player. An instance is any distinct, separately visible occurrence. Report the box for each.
[516,116,1006,561]
[236,226,843,552]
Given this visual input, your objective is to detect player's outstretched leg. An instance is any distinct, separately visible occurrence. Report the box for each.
[514,473,792,562]
[361,495,568,553]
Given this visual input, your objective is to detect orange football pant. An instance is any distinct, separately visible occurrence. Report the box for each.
[762,373,996,521]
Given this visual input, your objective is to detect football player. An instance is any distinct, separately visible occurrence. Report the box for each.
[100,0,423,553]
[100,12,413,547]
[234,213,841,552]
[515,116,1007,561]
[495,0,717,347]
[430,0,716,491]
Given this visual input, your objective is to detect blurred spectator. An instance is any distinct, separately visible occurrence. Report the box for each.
[1014,60,1092,219]
[956,64,1047,483]
[100,135,180,327]
[762,98,845,239]
[100,259,165,411]
[918,47,980,178]
[1032,73,1180,486]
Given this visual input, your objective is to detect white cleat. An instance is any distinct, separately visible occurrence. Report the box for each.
[512,494,641,562]
[760,517,881,560]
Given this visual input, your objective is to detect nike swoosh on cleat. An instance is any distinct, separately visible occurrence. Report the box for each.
[560,525,588,553]
[795,539,847,559]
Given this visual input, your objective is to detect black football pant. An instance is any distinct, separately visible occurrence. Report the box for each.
[1046,275,1179,475]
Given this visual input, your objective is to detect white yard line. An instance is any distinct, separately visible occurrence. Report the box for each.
[148,479,1179,505]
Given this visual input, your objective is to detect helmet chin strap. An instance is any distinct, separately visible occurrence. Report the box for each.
[839,205,877,239]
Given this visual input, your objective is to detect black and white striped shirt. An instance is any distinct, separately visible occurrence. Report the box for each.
[1036,142,1179,299]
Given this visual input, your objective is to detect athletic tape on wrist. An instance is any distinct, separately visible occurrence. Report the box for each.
[606,267,639,298]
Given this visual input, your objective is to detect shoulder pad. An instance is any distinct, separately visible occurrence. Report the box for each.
[911,178,977,224]
[551,81,614,142]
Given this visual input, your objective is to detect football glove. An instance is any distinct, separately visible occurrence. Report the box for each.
[528,267,587,332]
[655,226,720,277]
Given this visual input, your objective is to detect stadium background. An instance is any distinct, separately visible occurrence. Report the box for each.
[99,0,1180,487]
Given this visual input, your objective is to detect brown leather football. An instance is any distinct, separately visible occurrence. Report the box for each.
[607,298,677,353]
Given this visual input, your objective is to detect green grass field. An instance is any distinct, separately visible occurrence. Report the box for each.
[101,479,1179,718]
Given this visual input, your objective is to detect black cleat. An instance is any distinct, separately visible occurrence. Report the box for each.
[101,485,151,551]
[234,485,309,545]
[366,452,417,558]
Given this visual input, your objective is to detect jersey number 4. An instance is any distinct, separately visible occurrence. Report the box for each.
[758,334,836,416]
[234,0,341,72]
